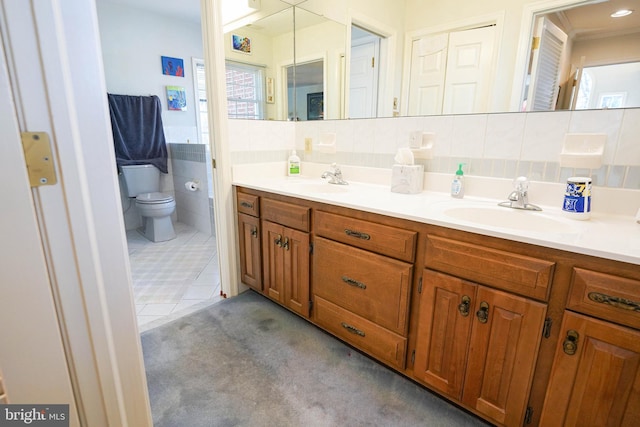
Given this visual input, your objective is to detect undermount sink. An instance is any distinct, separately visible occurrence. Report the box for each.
[443,206,575,233]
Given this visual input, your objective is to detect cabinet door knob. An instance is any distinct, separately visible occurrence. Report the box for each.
[476,301,489,323]
[282,237,289,250]
[250,226,258,237]
[458,295,471,317]
[275,234,283,247]
[563,330,579,355]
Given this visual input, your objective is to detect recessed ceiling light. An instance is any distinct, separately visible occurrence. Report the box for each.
[611,9,634,18]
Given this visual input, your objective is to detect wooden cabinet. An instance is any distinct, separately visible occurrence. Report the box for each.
[540,268,640,426]
[312,211,416,369]
[237,213,262,291]
[237,192,262,291]
[414,269,547,426]
[262,220,310,317]
[261,198,311,317]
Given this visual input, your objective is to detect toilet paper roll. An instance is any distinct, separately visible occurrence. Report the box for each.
[185,180,200,191]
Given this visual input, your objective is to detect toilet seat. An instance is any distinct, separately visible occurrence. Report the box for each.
[136,192,174,204]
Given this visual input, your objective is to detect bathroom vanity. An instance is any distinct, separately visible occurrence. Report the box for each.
[233,176,640,427]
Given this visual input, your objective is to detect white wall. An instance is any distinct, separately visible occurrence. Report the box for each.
[97,1,202,141]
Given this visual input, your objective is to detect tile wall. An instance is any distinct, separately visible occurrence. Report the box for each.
[228,108,640,190]
[169,143,214,236]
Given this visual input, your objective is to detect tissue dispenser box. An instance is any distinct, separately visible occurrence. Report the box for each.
[391,165,424,194]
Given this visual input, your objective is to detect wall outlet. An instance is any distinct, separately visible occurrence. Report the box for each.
[304,137,313,153]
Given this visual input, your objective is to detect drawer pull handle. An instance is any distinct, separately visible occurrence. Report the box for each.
[240,201,254,209]
[341,276,366,290]
[344,229,371,240]
[341,322,365,337]
[250,226,258,238]
[588,292,640,312]
[458,295,471,317]
[563,330,579,355]
[476,301,489,323]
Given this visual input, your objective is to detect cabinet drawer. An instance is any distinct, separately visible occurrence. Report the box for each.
[567,268,640,329]
[313,296,407,370]
[237,192,259,217]
[314,237,412,335]
[425,235,555,301]
[315,211,416,262]
[261,198,310,232]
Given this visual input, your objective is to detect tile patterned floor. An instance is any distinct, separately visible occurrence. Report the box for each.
[126,223,223,332]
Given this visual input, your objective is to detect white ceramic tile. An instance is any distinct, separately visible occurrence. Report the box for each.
[521,111,570,162]
[351,119,376,153]
[615,109,640,166]
[138,303,177,316]
[569,109,624,165]
[484,113,525,160]
[228,119,252,151]
[182,285,215,300]
[420,115,454,157]
[450,114,487,158]
[373,118,399,154]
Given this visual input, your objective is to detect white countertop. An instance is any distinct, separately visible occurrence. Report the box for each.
[232,164,640,265]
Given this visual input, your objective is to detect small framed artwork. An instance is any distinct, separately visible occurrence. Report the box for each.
[166,86,187,111]
[307,92,323,120]
[266,77,275,104]
[161,56,184,77]
[231,34,251,54]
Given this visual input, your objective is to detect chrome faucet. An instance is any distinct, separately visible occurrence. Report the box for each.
[321,163,348,185]
[498,176,542,211]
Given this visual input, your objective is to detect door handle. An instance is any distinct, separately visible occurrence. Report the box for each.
[476,301,489,323]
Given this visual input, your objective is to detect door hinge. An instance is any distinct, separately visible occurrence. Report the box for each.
[371,57,375,68]
[309,242,314,254]
[524,406,534,424]
[212,158,217,169]
[21,132,57,187]
[411,349,415,365]
[542,317,553,339]
[531,36,540,50]
[418,277,423,294]
[309,300,313,313]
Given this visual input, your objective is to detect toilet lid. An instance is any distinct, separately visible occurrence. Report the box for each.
[136,192,174,204]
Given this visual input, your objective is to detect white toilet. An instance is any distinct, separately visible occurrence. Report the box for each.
[121,164,176,242]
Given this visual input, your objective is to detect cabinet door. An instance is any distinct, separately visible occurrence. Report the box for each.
[414,269,476,399]
[540,311,640,427]
[462,286,547,426]
[262,220,285,302]
[238,213,262,291]
[283,227,309,317]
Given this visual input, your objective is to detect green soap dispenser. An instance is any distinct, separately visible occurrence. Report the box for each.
[451,163,465,198]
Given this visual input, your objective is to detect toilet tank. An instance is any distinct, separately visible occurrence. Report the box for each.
[121,164,161,197]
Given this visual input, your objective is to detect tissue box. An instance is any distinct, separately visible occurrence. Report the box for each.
[391,165,424,194]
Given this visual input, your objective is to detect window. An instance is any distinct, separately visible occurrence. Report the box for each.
[225,61,265,119]
[192,58,209,145]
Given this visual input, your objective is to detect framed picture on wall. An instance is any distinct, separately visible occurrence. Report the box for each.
[307,92,323,120]
[231,34,251,54]
[161,56,184,76]
[266,77,275,104]
[166,86,187,111]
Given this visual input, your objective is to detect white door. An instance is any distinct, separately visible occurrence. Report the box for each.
[0,20,79,425]
[442,25,496,114]
[1,0,152,425]
[349,39,380,118]
[525,16,568,111]
[407,33,449,115]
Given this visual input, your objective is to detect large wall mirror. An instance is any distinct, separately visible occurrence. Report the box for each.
[224,0,640,121]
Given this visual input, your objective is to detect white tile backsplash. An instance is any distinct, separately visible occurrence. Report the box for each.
[230,108,640,190]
